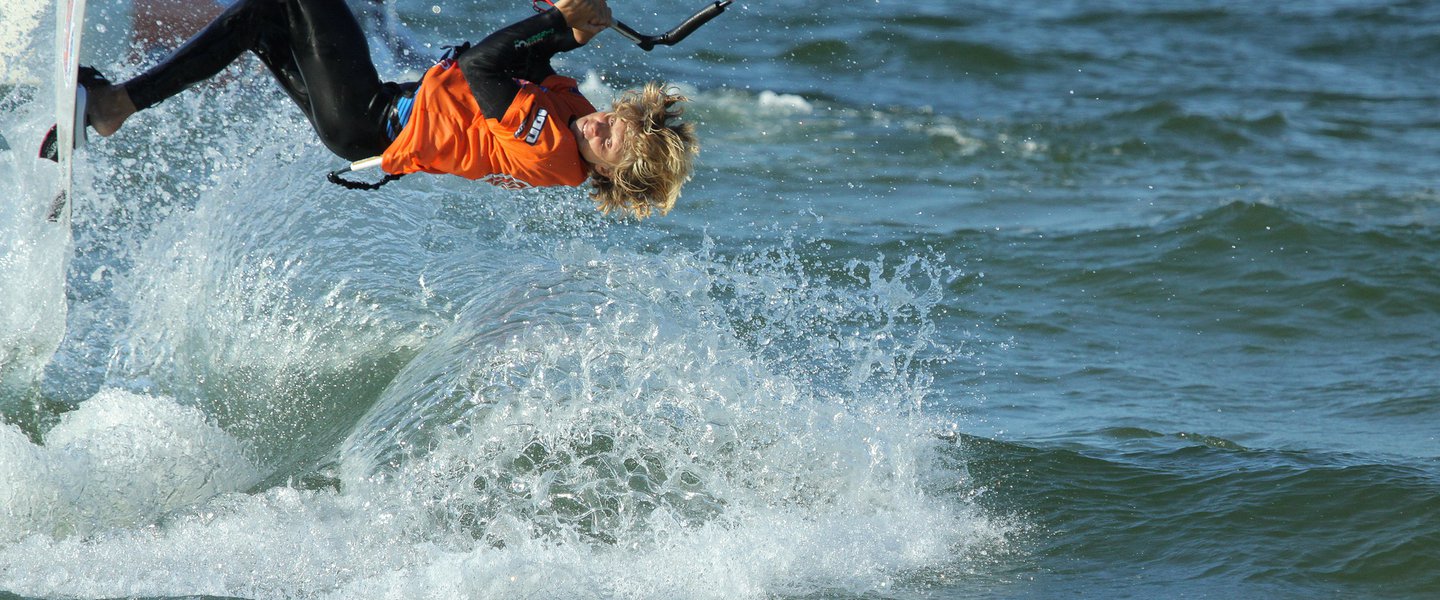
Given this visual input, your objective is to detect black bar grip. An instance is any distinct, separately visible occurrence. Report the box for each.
[654,0,731,49]
[614,0,732,51]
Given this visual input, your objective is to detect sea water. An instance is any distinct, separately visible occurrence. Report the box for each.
[1,0,1437,598]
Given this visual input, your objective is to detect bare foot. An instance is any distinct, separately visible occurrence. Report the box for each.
[86,84,136,137]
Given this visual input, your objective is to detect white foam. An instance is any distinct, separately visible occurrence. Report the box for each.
[0,0,48,84]
[0,92,70,390]
[578,70,619,108]
[327,500,1001,600]
[0,474,1001,599]
[926,123,987,156]
[758,90,814,114]
[0,389,260,543]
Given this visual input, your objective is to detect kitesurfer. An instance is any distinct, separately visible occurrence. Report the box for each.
[81,0,698,218]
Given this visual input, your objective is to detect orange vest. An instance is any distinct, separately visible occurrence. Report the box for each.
[381,63,596,188]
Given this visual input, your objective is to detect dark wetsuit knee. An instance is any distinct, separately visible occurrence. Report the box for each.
[124,0,403,161]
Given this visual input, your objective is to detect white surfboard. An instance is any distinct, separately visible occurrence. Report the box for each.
[50,0,88,224]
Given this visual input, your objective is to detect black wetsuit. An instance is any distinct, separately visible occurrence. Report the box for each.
[123,0,581,161]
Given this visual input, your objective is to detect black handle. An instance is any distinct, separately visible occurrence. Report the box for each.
[613,0,732,51]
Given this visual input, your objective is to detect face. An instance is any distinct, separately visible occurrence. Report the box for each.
[571,111,630,177]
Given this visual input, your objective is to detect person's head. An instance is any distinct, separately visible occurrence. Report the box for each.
[573,82,699,219]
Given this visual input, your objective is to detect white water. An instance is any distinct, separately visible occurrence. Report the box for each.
[0,388,260,543]
[0,7,1006,598]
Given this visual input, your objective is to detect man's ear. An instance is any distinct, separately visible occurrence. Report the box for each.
[594,164,613,178]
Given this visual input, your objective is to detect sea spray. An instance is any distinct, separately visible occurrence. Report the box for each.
[0,87,70,400]
[0,234,1004,599]
[0,388,259,543]
[332,238,1002,597]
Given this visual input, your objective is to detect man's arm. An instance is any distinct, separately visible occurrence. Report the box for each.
[457,0,612,118]
[561,0,613,45]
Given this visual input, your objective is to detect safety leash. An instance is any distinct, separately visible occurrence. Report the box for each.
[327,156,402,190]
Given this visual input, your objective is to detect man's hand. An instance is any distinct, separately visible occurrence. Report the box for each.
[554,0,612,45]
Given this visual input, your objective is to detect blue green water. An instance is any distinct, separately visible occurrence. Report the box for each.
[1,0,1437,598]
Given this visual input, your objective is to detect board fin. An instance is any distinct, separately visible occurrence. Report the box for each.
[47,190,69,222]
[39,125,59,162]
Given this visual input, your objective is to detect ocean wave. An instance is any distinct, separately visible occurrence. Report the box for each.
[1335,393,1440,419]
[778,33,1066,77]
[1058,6,1234,27]
[953,200,1439,312]
[954,433,1440,594]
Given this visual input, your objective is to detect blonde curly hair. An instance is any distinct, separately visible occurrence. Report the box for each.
[589,82,699,219]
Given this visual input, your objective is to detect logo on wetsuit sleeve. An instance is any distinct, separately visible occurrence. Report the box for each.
[516,108,549,145]
[513,30,552,50]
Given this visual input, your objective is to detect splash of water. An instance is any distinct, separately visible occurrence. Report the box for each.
[0,12,1005,597]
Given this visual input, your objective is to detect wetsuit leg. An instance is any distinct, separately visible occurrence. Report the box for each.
[123,0,397,160]
[122,0,273,112]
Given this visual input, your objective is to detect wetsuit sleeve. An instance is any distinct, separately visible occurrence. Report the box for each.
[458,9,582,118]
